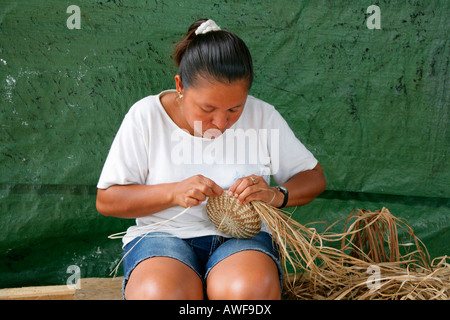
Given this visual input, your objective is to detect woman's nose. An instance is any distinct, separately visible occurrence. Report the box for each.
[212,112,228,130]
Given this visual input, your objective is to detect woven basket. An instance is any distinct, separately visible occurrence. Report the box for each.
[206,192,262,238]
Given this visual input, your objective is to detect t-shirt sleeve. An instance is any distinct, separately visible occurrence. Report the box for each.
[268,108,318,185]
[97,108,149,189]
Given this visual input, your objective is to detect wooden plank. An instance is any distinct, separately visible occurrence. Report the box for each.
[0,277,123,300]
[2,276,297,300]
[74,277,123,300]
[0,285,75,300]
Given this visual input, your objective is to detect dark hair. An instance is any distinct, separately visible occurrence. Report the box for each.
[174,19,253,89]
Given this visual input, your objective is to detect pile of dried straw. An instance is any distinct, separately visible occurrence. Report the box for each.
[207,195,450,300]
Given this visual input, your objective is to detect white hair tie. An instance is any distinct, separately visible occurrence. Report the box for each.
[195,19,221,35]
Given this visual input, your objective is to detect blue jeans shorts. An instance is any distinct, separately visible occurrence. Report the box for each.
[121,231,283,298]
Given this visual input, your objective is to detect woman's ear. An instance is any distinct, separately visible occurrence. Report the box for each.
[175,75,184,96]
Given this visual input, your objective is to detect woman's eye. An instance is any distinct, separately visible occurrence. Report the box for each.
[199,105,214,113]
[229,106,242,113]
[199,105,242,113]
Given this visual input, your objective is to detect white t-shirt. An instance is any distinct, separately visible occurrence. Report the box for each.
[97,90,318,246]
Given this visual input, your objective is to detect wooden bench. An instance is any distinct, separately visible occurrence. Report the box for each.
[0,277,123,300]
[0,276,296,300]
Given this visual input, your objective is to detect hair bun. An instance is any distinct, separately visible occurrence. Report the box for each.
[195,19,221,35]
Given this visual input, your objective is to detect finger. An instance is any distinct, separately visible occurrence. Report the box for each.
[197,178,223,198]
[236,178,271,204]
[232,175,259,198]
[230,180,248,198]
[204,178,224,197]
[189,188,208,202]
[184,196,202,207]
[227,177,244,196]
[236,185,260,204]
[240,187,277,205]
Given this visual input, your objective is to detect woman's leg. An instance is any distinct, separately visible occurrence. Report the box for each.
[124,256,204,300]
[206,250,281,300]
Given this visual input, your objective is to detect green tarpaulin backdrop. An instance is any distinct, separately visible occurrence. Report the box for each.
[1,0,449,288]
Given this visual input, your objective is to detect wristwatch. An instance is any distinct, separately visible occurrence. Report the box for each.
[275,186,289,208]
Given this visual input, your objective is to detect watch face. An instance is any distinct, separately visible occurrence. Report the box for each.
[277,186,288,194]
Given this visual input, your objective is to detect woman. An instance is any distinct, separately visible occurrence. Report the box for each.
[96,19,326,300]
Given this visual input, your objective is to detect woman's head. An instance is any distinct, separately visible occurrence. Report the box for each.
[172,19,253,138]
[174,19,253,91]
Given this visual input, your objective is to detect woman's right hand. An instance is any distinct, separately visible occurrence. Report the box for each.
[97,175,223,218]
[171,175,224,208]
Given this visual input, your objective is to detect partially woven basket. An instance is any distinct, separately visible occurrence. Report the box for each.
[206,192,262,238]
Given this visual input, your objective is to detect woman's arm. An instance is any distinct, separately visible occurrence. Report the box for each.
[96,175,224,218]
[228,163,327,207]
[278,163,327,207]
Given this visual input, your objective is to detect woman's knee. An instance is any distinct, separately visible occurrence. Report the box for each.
[208,273,280,300]
[206,251,281,300]
[124,257,204,300]
[126,276,202,300]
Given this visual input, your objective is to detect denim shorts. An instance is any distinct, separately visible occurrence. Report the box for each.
[121,231,282,298]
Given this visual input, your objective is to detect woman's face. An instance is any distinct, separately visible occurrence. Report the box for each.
[176,76,249,138]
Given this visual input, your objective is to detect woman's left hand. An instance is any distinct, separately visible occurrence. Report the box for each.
[227,175,282,207]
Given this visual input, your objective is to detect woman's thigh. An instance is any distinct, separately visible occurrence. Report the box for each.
[125,256,204,300]
[121,233,205,300]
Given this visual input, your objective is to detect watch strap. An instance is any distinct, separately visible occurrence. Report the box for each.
[275,186,289,208]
